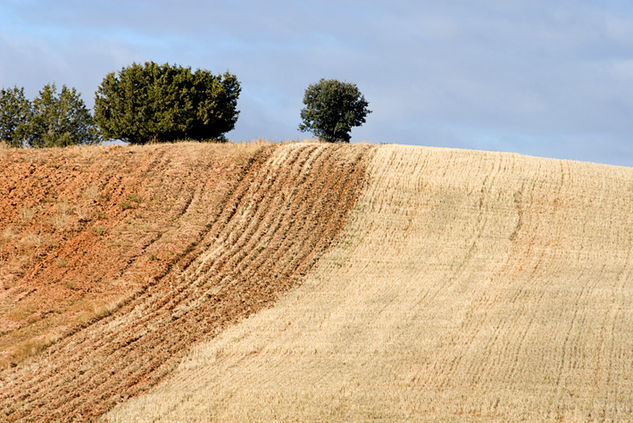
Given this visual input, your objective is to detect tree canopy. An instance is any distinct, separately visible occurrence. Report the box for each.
[299,79,371,143]
[28,84,100,147]
[94,62,241,144]
[0,86,32,147]
[0,84,99,148]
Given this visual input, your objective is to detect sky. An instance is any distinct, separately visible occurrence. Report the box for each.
[1,1,633,166]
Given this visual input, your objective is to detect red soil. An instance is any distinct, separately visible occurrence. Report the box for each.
[0,143,265,369]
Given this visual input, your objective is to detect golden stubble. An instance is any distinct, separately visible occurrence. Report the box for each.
[106,145,633,422]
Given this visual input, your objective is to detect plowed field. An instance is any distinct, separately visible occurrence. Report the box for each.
[0,142,371,421]
[0,142,266,369]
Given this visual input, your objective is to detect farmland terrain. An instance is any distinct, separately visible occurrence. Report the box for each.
[3,142,633,421]
[0,142,264,369]
[0,142,369,421]
[107,145,633,422]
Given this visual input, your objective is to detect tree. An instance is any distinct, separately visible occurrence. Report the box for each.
[0,86,32,147]
[94,62,241,144]
[299,78,371,143]
[28,83,100,148]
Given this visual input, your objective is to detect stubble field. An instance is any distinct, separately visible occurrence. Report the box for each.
[2,142,633,421]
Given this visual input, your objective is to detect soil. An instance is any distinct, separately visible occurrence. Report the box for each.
[0,142,371,422]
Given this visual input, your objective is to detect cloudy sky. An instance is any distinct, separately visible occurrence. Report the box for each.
[1,1,633,165]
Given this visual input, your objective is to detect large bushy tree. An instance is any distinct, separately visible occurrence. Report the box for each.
[299,78,371,143]
[94,62,241,144]
[28,84,100,148]
[0,86,32,147]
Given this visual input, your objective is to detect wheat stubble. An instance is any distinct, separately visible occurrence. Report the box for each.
[107,145,633,422]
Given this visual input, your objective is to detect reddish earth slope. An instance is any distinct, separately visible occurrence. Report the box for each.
[0,142,371,421]
[0,142,265,368]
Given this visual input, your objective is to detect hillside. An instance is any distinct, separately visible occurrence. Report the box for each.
[0,142,269,368]
[0,142,370,421]
[3,143,633,421]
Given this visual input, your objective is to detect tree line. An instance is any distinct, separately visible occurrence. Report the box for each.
[0,62,370,147]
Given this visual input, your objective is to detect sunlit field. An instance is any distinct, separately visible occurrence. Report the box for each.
[2,143,633,421]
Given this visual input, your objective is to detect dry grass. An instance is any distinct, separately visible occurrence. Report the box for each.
[107,145,633,422]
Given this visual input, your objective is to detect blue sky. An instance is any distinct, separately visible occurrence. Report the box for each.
[1,1,633,165]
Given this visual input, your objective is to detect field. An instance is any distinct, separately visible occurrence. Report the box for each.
[2,142,633,421]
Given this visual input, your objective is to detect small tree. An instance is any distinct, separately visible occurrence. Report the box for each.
[94,62,241,144]
[299,79,371,143]
[28,83,100,148]
[0,86,32,147]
